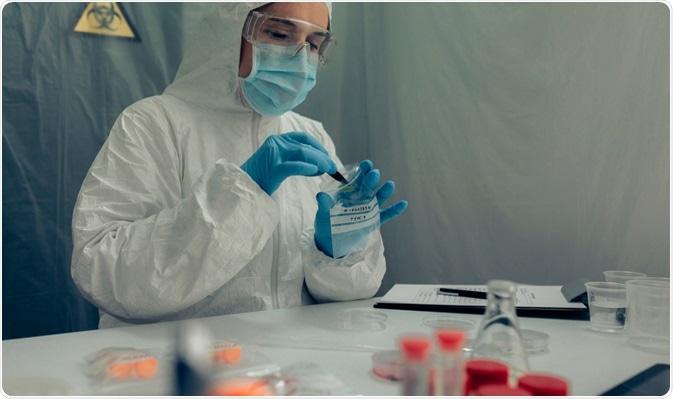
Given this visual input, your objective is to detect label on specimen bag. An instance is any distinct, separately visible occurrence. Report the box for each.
[329,197,380,235]
[328,197,380,258]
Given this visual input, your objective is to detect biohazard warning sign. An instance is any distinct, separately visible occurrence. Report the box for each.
[74,3,138,39]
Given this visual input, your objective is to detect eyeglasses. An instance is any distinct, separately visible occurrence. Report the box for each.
[242,10,336,66]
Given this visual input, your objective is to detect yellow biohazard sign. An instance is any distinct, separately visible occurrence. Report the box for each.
[74,3,137,39]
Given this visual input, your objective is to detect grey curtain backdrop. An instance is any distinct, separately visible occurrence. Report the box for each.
[298,2,669,291]
[3,3,185,338]
[3,3,669,339]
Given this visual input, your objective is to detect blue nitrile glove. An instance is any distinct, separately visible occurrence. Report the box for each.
[241,132,337,195]
[314,160,409,257]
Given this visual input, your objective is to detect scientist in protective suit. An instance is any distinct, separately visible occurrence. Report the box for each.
[71,2,408,328]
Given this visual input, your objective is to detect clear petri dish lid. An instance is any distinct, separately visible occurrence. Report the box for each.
[323,163,360,194]
[335,309,388,332]
[626,277,669,287]
[371,350,404,382]
[371,350,444,383]
[422,316,475,331]
[520,329,550,354]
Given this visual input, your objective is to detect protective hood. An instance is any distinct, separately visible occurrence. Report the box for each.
[164,2,331,112]
[70,1,385,331]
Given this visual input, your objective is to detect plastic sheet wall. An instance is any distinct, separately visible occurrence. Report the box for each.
[3,3,185,338]
[299,3,669,293]
[3,3,669,339]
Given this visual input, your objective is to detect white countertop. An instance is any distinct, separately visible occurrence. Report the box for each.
[2,298,669,395]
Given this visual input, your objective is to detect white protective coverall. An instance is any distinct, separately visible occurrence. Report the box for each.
[70,2,386,328]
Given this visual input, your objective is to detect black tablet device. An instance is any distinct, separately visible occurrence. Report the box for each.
[601,363,670,396]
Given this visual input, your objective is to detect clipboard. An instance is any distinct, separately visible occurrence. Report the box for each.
[373,284,589,321]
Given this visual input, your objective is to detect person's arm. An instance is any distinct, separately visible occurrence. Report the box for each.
[302,227,386,302]
[299,125,387,302]
[71,102,279,322]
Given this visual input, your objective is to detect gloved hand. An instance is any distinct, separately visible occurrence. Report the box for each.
[241,132,337,195]
[314,160,409,257]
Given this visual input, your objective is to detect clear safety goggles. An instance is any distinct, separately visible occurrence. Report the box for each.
[242,10,335,66]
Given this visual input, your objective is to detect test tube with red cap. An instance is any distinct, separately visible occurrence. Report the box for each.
[434,329,465,396]
[473,384,532,396]
[464,358,509,395]
[399,335,432,396]
[518,373,570,395]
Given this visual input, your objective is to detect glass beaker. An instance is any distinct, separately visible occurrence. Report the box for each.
[625,279,670,354]
[603,270,647,284]
[584,281,626,333]
[470,280,529,379]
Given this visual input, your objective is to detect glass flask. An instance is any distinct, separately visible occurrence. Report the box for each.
[471,280,529,379]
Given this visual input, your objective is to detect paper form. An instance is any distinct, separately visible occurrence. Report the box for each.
[380,284,586,309]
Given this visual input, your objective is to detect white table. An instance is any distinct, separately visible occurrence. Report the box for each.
[2,299,668,395]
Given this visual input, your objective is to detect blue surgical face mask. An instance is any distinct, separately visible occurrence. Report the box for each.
[241,43,318,117]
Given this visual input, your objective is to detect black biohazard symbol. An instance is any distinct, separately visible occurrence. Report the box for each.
[74,2,140,40]
[87,3,120,31]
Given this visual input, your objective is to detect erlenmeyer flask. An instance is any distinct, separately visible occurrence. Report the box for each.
[471,280,529,379]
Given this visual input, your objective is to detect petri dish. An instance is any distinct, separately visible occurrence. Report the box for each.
[520,329,550,354]
[335,309,388,332]
[371,350,442,383]
[422,316,475,331]
[371,350,404,382]
[462,330,548,354]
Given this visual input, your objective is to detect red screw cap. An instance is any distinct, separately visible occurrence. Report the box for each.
[435,329,466,352]
[464,359,509,395]
[399,336,431,361]
[466,359,509,381]
[518,373,569,396]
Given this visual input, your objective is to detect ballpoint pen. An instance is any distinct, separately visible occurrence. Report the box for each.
[437,288,487,300]
[329,171,348,185]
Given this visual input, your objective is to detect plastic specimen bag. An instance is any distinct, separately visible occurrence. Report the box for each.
[83,347,161,385]
[208,361,353,396]
[324,164,381,258]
